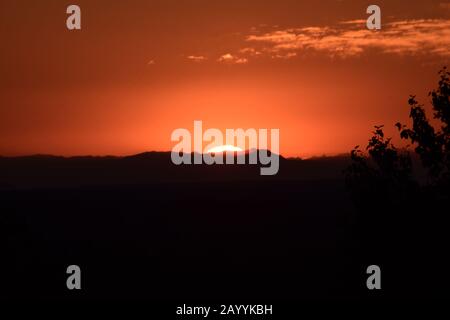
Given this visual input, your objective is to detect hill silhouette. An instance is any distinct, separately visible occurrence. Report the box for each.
[0,151,349,189]
[1,150,447,300]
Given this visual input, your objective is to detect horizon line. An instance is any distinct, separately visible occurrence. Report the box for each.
[0,149,352,159]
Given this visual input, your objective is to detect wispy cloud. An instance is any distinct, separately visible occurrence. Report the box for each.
[217,53,248,64]
[245,19,450,58]
[339,19,366,25]
[239,47,262,56]
[271,52,297,59]
[187,55,207,62]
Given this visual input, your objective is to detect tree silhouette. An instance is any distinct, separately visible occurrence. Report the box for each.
[397,68,450,186]
[345,67,450,257]
[347,67,450,196]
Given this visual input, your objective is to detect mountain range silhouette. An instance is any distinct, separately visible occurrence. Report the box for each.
[0,151,350,189]
[2,150,446,300]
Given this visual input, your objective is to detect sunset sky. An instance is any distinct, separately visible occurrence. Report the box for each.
[1,0,450,157]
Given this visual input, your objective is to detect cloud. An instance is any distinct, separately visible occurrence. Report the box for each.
[239,47,262,56]
[187,55,207,62]
[245,19,450,58]
[147,60,155,65]
[271,52,297,59]
[217,53,248,64]
[339,19,366,25]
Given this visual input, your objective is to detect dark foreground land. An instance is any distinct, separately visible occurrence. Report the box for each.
[1,153,448,300]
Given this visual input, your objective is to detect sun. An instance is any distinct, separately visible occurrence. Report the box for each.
[206,144,243,153]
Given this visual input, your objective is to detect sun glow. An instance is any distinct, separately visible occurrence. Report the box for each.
[206,145,243,153]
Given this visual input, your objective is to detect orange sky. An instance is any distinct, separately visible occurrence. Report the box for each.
[1,0,450,157]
